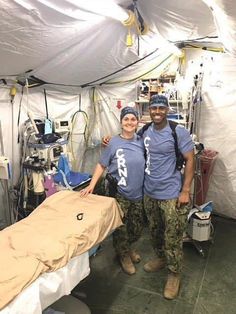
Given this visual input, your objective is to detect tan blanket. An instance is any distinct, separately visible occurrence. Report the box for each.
[0,191,123,309]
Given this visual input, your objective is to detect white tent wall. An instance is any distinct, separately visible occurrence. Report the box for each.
[185,49,236,219]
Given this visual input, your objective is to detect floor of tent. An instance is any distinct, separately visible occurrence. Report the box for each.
[50,215,236,314]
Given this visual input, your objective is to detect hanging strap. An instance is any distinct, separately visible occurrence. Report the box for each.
[169,120,185,171]
[44,89,49,119]
[168,120,179,160]
[137,119,184,171]
[17,87,24,143]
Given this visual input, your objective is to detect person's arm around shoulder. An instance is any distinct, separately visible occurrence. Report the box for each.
[178,149,195,207]
[80,163,105,197]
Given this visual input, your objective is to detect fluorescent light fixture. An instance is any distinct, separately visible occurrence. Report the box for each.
[36,0,105,22]
[68,0,129,22]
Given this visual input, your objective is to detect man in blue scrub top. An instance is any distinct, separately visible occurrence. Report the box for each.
[141,94,195,300]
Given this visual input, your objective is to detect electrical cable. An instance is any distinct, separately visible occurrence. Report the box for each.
[184,44,202,49]
[182,43,224,53]
[17,87,24,143]
[25,78,30,112]
[101,53,173,85]
[69,95,89,161]
[80,48,160,87]
[173,35,218,44]
[44,89,49,119]
[70,96,89,141]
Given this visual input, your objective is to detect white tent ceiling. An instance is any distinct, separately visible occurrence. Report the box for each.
[0,0,236,88]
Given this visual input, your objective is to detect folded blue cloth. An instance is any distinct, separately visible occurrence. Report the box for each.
[54,155,91,187]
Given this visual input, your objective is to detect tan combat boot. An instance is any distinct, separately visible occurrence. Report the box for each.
[129,250,141,263]
[164,272,180,300]
[119,254,136,275]
[143,257,165,272]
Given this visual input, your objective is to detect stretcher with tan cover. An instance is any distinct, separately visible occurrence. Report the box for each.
[0,191,123,310]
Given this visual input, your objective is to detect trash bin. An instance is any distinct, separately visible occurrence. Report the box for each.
[195,149,218,205]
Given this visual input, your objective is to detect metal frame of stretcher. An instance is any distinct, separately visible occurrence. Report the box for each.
[0,252,90,314]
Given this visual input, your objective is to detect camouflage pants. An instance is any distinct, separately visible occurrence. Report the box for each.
[113,195,144,256]
[144,195,190,273]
